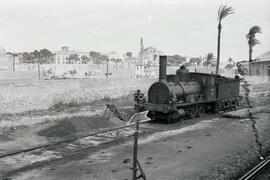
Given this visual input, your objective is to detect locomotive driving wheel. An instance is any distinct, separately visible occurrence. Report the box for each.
[189,110,196,119]
[186,105,200,119]
[205,102,217,113]
[194,105,200,117]
[167,111,181,124]
[231,99,237,111]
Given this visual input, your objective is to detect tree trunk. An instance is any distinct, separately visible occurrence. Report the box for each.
[216,23,222,74]
[249,45,253,75]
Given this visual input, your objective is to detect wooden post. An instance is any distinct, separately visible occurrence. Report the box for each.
[128,111,149,180]
[132,122,139,180]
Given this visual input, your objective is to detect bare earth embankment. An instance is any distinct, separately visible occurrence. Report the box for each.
[0,78,155,114]
[0,78,154,154]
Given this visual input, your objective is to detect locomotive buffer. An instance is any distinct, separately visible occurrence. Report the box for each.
[127,111,151,180]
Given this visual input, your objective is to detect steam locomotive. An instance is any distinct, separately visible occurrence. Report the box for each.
[134,56,241,123]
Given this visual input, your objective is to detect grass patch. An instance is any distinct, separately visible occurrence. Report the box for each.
[88,94,134,107]
[49,99,81,111]
[48,93,134,112]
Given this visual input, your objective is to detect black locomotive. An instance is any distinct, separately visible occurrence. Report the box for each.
[134,55,241,123]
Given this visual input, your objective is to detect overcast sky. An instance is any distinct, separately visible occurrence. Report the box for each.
[0,0,269,62]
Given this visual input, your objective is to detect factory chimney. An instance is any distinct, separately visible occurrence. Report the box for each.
[140,37,144,53]
[140,37,144,64]
[159,55,167,82]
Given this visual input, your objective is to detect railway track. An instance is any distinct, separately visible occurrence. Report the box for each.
[0,124,133,159]
[0,120,163,176]
[239,156,270,180]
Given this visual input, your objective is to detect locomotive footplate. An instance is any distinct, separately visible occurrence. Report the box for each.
[136,103,176,113]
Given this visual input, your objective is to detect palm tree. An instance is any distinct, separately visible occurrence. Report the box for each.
[246,26,262,75]
[205,52,214,67]
[216,5,234,74]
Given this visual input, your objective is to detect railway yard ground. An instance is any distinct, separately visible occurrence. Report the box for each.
[0,78,270,180]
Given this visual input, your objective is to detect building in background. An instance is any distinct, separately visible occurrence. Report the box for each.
[0,46,13,71]
[138,38,162,67]
[54,46,90,64]
[140,47,161,66]
[54,46,74,64]
[250,51,270,76]
[107,51,122,61]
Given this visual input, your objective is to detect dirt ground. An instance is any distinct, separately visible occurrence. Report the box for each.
[3,112,270,180]
[0,81,270,180]
[0,94,134,154]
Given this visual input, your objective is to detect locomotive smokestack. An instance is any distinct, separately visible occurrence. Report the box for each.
[159,55,167,82]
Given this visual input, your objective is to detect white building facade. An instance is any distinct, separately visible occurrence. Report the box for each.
[54,46,90,64]
[0,47,13,71]
[139,46,162,67]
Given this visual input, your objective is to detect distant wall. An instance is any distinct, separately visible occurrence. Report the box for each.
[244,76,270,84]
[250,61,270,76]
[0,78,156,114]
[14,63,137,79]
[0,71,39,80]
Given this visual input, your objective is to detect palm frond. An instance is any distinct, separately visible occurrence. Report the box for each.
[218,5,234,21]
[249,38,260,47]
[248,26,262,35]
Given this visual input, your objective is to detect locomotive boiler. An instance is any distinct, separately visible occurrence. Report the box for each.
[134,55,241,123]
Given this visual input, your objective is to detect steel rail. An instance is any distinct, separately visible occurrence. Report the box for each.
[1,121,163,178]
[0,123,134,159]
[239,156,270,180]
[1,130,137,179]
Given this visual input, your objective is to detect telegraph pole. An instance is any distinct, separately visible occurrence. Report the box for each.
[105,58,112,78]
[12,53,15,72]
[38,57,40,80]
[106,58,109,79]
